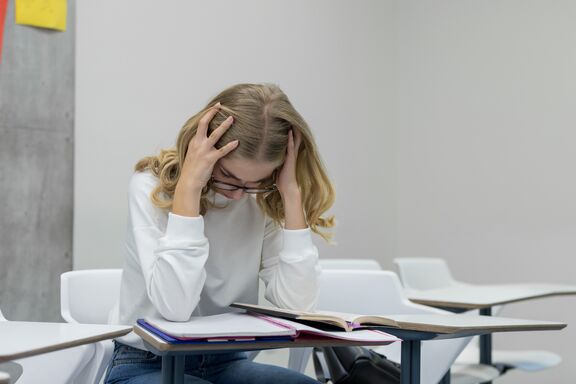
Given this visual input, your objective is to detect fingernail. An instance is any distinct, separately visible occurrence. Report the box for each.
[227,116,234,123]
[215,102,221,108]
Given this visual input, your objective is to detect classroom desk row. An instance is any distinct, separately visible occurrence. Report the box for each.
[133,313,566,384]
[404,282,576,370]
[1,283,574,384]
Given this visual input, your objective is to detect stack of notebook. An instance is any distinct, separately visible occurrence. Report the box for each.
[137,311,400,345]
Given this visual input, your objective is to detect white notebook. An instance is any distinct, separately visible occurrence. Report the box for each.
[145,313,294,339]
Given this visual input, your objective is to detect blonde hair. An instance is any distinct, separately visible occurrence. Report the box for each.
[135,83,335,241]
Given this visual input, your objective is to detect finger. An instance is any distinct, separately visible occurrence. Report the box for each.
[286,130,295,158]
[293,129,302,151]
[214,140,239,159]
[197,102,221,138]
[207,115,234,146]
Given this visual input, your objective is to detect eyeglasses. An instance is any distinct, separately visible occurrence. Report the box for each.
[211,177,277,194]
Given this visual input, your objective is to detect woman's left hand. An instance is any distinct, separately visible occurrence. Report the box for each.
[276,129,306,229]
[276,129,302,199]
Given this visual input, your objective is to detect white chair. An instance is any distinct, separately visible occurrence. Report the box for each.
[394,258,562,373]
[325,270,499,384]
[0,371,10,384]
[0,307,94,384]
[288,259,383,373]
[289,270,499,384]
[0,363,20,384]
[294,259,500,383]
[393,258,462,291]
[60,269,123,384]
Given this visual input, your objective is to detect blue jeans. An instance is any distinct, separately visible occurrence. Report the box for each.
[104,342,319,384]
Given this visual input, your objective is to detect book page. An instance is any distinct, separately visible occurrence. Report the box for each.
[261,316,400,343]
[231,303,399,330]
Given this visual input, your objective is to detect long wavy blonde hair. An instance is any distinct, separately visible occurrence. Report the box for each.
[135,83,335,241]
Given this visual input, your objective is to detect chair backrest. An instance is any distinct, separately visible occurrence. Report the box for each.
[393,258,459,290]
[61,269,123,324]
[317,270,445,316]
[319,258,382,271]
[317,269,471,384]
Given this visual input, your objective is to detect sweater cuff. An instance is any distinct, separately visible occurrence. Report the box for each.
[281,228,315,261]
[165,212,205,241]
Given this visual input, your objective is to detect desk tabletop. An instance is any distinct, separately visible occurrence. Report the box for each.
[0,321,132,362]
[134,324,399,354]
[134,314,566,354]
[405,283,576,309]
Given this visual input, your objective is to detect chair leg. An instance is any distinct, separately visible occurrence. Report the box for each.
[439,370,451,384]
[288,347,313,373]
[245,351,260,361]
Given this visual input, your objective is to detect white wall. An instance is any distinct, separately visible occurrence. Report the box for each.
[76,0,576,382]
[393,1,576,382]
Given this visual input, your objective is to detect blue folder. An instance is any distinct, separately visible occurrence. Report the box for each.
[137,319,294,344]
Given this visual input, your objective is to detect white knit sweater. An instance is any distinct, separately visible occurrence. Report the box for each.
[110,171,320,350]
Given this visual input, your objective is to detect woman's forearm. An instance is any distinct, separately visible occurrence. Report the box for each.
[281,189,307,230]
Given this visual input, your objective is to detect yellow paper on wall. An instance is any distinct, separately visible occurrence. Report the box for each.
[15,0,66,31]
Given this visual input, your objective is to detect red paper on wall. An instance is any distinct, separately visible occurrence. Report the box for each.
[0,0,7,63]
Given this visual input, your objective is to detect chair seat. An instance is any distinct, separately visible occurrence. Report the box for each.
[451,363,501,384]
[0,362,22,384]
[457,347,561,372]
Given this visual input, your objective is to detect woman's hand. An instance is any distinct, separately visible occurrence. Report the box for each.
[276,129,307,229]
[276,129,302,198]
[172,103,238,217]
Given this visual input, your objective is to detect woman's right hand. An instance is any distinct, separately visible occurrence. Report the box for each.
[172,103,238,216]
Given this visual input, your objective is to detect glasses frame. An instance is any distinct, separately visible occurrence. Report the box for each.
[210,176,277,194]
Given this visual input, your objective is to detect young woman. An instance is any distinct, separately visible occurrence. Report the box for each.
[105,83,335,383]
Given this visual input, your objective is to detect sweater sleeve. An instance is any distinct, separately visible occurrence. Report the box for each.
[258,219,321,311]
[128,172,209,321]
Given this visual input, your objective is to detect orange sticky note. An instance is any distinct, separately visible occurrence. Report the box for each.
[0,0,7,63]
[15,0,66,31]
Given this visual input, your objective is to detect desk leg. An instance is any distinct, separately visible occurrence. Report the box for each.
[162,355,185,384]
[162,355,174,384]
[479,307,493,384]
[174,355,185,384]
[401,340,422,384]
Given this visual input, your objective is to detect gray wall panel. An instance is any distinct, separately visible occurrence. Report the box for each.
[0,0,74,321]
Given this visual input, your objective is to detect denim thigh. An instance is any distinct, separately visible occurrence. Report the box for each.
[104,342,246,384]
[104,342,318,384]
[104,342,162,384]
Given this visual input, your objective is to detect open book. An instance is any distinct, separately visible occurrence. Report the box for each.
[140,312,399,344]
[230,303,396,332]
[230,303,567,334]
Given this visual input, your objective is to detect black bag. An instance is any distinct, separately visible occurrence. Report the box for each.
[313,346,401,384]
